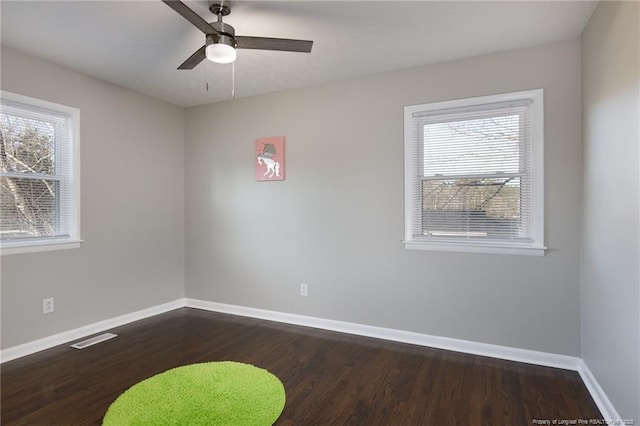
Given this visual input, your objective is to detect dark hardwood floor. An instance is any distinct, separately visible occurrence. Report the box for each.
[1,308,601,425]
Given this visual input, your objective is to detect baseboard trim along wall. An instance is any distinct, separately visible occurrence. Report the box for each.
[0,298,620,420]
[577,359,623,422]
[0,299,185,363]
[186,298,581,370]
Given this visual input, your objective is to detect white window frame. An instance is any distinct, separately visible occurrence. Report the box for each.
[0,91,81,255]
[403,89,545,256]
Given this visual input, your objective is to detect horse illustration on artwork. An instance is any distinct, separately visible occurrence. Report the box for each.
[257,143,281,178]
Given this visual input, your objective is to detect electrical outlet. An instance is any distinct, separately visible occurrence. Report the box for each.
[300,283,308,297]
[43,297,54,314]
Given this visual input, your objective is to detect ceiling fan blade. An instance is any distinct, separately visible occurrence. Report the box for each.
[178,46,207,70]
[162,0,219,36]
[235,36,313,53]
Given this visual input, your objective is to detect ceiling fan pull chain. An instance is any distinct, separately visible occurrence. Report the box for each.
[231,61,235,99]
[205,59,210,91]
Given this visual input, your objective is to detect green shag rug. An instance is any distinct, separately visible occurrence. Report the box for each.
[103,361,286,426]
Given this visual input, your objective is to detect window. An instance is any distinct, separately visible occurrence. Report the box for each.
[403,89,544,255]
[1,91,80,255]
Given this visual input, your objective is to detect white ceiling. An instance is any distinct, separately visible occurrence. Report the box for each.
[1,1,598,107]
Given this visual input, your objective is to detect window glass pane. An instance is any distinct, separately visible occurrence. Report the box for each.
[0,113,55,175]
[421,177,527,239]
[423,113,520,176]
[0,176,59,239]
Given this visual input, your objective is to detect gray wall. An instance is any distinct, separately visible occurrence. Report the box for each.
[581,1,640,420]
[185,39,583,356]
[0,47,185,349]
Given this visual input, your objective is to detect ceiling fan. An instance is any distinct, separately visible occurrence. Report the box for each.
[162,0,313,69]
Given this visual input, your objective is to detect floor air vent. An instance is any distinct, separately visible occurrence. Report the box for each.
[70,333,117,349]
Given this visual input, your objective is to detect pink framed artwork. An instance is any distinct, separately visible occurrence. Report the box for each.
[255,136,285,181]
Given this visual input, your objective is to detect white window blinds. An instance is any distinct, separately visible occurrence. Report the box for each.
[1,92,79,249]
[404,90,544,255]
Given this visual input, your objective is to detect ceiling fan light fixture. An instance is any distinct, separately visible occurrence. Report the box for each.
[206,36,236,64]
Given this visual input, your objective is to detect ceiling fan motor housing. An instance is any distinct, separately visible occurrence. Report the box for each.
[208,21,235,48]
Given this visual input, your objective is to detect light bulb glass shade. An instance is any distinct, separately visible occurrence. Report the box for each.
[206,42,237,64]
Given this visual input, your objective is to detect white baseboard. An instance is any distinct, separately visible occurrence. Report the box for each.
[577,360,623,422]
[185,298,581,371]
[0,298,185,363]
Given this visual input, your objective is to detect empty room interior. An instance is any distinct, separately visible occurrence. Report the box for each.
[1,0,638,424]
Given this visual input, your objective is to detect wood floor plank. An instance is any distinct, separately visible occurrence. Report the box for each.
[1,308,602,425]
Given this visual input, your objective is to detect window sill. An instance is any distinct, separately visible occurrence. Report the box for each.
[403,240,546,256]
[1,239,83,256]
